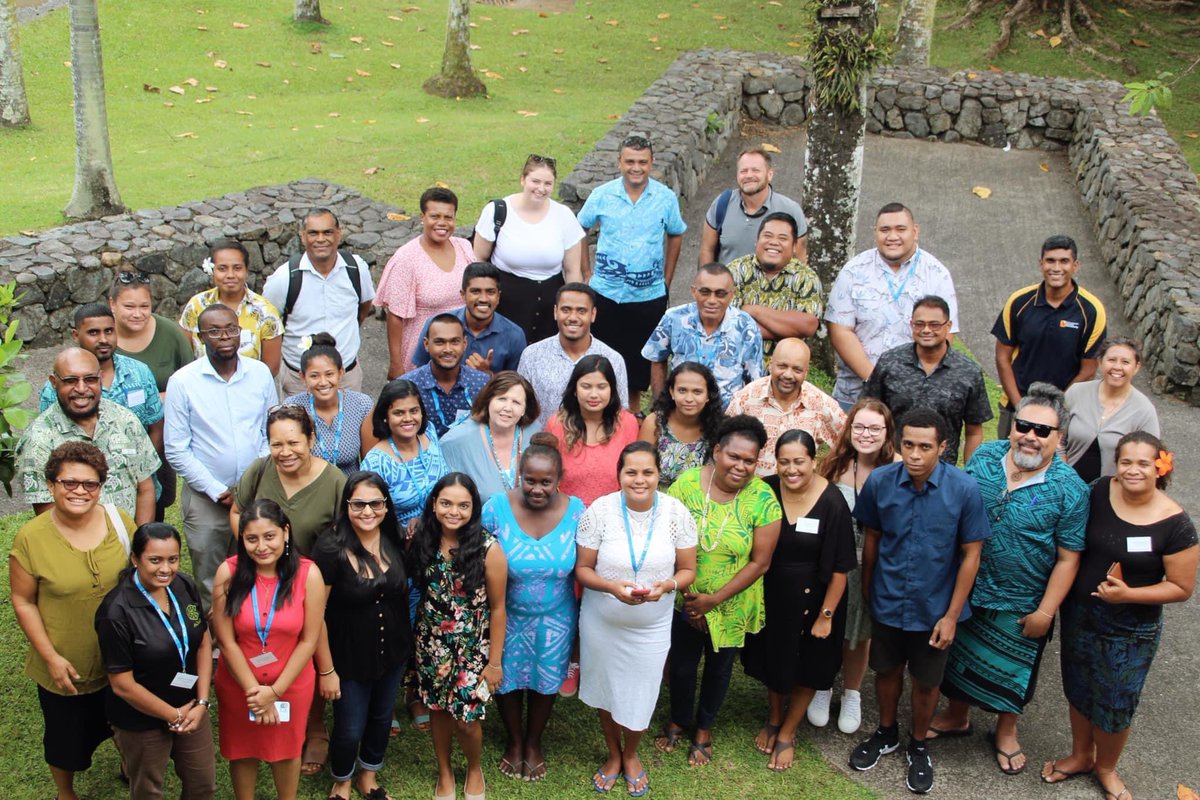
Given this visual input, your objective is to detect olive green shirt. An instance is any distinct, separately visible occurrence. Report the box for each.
[236,457,346,555]
[116,314,195,393]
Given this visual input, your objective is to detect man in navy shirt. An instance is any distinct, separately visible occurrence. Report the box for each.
[850,408,991,794]
[413,262,526,374]
[402,314,489,437]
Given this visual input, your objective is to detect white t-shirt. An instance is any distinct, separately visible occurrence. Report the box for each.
[475,197,586,281]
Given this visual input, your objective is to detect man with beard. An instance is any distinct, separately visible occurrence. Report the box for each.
[413,262,527,374]
[165,304,277,608]
[400,314,489,438]
[698,148,808,266]
[17,347,159,524]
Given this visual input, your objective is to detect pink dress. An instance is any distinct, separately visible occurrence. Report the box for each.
[546,411,640,506]
[374,235,475,373]
[215,558,315,762]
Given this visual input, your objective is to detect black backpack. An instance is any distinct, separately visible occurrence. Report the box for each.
[281,248,364,326]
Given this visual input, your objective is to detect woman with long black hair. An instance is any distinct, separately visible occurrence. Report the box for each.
[638,361,723,488]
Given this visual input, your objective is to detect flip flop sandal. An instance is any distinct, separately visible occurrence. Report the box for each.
[498,757,523,779]
[988,731,1026,775]
[770,739,796,772]
[755,723,782,755]
[1041,760,1092,784]
[654,724,684,753]
[524,760,547,782]
[688,740,713,767]
[625,770,650,798]
[926,722,974,740]
[592,767,618,794]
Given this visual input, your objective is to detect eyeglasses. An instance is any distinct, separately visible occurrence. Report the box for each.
[694,288,731,299]
[526,153,556,169]
[910,319,949,331]
[1014,419,1059,438]
[851,423,886,436]
[990,490,1012,522]
[199,327,241,340]
[116,271,151,284]
[620,135,652,150]
[54,373,102,387]
[54,478,102,493]
[347,499,388,512]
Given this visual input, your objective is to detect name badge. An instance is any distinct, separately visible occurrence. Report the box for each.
[170,672,199,689]
[125,388,146,407]
[1126,536,1152,553]
[249,651,278,668]
[794,518,820,535]
[248,701,291,723]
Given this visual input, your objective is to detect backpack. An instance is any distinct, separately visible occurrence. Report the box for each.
[281,248,364,326]
[712,188,734,245]
[469,198,508,249]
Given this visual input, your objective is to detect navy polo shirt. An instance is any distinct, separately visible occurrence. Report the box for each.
[412,306,527,373]
[991,280,1106,407]
[854,460,991,632]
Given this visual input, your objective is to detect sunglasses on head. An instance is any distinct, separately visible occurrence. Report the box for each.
[117,271,151,284]
[1014,418,1058,439]
[620,135,652,150]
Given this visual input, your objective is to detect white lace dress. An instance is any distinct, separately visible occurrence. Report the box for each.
[576,491,698,730]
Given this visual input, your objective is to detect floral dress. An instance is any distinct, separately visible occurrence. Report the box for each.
[653,416,709,489]
[413,536,497,722]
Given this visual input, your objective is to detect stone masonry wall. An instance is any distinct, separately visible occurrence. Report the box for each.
[560,49,1200,403]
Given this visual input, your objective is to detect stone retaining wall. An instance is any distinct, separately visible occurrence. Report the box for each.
[560,49,1200,403]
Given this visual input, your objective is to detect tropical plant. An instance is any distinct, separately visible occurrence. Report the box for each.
[0,282,33,496]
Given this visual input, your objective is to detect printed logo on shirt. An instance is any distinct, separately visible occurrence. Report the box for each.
[1059,320,1081,329]
[186,603,201,626]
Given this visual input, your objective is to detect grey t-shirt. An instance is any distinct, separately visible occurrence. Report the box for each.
[704,187,808,265]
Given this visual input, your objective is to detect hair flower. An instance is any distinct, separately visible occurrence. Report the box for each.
[200,257,214,276]
[1155,449,1174,478]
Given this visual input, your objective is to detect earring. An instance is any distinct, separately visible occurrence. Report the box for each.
[284,539,290,555]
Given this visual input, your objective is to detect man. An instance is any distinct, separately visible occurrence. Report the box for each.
[165,305,277,608]
[928,383,1087,777]
[18,348,159,524]
[642,263,763,407]
[401,314,490,438]
[862,295,992,465]
[850,408,990,795]
[578,134,686,412]
[992,234,1106,437]
[825,203,959,409]
[726,338,845,475]
[698,147,808,266]
[262,207,377,395]
[727,211,822,365]
[518,282,629,427]
[413,262,526,374]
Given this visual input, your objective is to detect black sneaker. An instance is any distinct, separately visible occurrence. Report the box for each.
[906,741,934,794]
[849,727,900,771]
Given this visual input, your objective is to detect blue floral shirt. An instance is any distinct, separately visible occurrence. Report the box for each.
[641,303,763,407]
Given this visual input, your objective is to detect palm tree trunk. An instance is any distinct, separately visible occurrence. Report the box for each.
[894,0,937,66]
[64,0,124,220]
[0,0,30,128]
[423,0,486,98]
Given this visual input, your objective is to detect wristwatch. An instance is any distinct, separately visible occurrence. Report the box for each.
[821,607,833,619]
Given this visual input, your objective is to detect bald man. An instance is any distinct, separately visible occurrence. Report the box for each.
[16,347,160,523]
[726,338,847,475]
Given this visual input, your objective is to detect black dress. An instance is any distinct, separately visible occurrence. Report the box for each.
[742,478,858,693]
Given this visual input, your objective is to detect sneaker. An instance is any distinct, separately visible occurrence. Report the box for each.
[906,742,934,794]
[808,689,832,727]
[838,689,862,734]
[559,662,580,697]
[849,727,899,771]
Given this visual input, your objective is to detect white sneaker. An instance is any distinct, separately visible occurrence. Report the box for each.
[838,689,862,734]
[808,689,832,727]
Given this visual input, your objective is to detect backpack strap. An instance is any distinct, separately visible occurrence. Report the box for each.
[282,249,364,325]
[492,199,507,239]
[104,503,130,555]
[713,189,734,240]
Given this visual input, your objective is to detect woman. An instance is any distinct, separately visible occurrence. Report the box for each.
[10,442,134,800]
[283,333,375,476]
[1042,432,1197,800]
[1062,337,1160,484]
[638,361,723,488]
[311,473,413,800]
[577,442,697,795]
[211,499,326,800]
[409,474,508,800]
[656,415,782,767]
[545,354,640,506]
[231,404,347,555]
[361,379,450,528]
[742,430,856,771]
[375,187,476,378]
[178,239,284,374]
[473,154,586,343]
[810,399,897,734]
[482,432,585,782]
[442,371,542,502]
[95,523,215,799]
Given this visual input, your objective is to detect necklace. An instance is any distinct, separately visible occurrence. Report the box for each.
[699,467,737,553]
[485,424,522,490]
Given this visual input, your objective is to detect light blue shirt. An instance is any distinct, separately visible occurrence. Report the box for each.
[641,303,764,407]
[578,178,686,304]
[164,355,277,501]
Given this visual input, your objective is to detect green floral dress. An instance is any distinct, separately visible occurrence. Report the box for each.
[667,467,782,648]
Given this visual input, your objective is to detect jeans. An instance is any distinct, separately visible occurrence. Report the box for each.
[329,665,407,781]
[667,610,740,731]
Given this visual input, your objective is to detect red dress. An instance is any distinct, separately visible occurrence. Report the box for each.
[215,557,315,761]
[546,410,640,506]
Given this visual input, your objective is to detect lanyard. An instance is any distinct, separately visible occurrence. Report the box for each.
[882,248,921,304]
[251,579,281,653]
[133,572,189,671]
[621,494,658,582]
[485,425,522,490]
[431,387,471,431]
[309,391,344,463]
[389,435,426,486]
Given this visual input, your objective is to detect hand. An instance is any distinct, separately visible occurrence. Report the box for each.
[175,704,207,734]
[465,350,494,373]
[810,615,833,639]
[1093,574,1130,604]
[482,663,503,692]
[643,581,668,602]
[1018,611,1053,639]
[683,591,718,618]
[611,580,643,605]
[254,703,280,726]
[215,489,233,507]
[405,518,418,541]
[319,670,341,701]
[245,685,276,714]
[47,654,80,695]
[929,615,958,650]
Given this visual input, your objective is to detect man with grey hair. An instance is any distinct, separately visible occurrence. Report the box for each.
[927,382,1089,777]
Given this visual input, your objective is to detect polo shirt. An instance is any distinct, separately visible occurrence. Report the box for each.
[641,303,764,407]
[861,343,992,465]
[726,376,845,475]
[412,307,527,373]
[991,280,1106,407]
[704,187,808,265]
[727,254,824,364]
[854,460,991,631]
[577,177,687,304]
[400,362,490,438]
[518,335,630,427]
[38,353,164,429]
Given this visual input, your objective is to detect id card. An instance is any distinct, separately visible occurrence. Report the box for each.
[248,701,291,722]
[249,651,278,668]
[126,388,146,407]
[1126,536,1152,553]
[170,672,199,689]
[794,518,820,535]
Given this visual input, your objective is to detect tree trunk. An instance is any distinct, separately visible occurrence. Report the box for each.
[423,0,486,99]
[294,0,327,24]
[894,0,936,66]
[0,0,31,128]
[64,0,124,220]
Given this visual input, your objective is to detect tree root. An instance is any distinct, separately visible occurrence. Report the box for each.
[1060,0,1139,75]
[983,0,1035,59]
[947,0,1000,31]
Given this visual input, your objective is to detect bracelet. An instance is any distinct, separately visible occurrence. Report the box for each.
[318,667,336,676]
[484,663,502,671]
[667,578,679,593]
[196,698,210,709]
[1036,608,1055,620]
[268,685,280,699]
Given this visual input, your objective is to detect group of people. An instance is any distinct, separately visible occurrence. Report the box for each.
[8,133,1196,800]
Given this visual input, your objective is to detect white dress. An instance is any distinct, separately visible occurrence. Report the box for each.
[576,491,698,730]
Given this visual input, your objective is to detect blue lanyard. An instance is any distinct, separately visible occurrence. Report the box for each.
[431,387,471,430]
[621,494,658,582]
[882,248,921,304]
[485,425,521,490]
[133,572,189,671]
[309,391,344,463]
[251,579,280,653]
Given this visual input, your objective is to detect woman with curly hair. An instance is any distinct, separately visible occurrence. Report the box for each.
[638,362,723,489]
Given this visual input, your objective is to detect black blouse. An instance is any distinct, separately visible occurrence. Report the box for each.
[765,476,859,584]
[311,534,413,682]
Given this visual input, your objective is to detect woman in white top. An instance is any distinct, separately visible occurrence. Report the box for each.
[473,154,586,344]
[575,442,697,796]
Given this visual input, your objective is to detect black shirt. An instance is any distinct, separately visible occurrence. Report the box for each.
[95,572,208,731]
[311,534,413,682]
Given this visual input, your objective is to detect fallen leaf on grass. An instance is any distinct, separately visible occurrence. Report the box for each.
[657,12,670,19]
[552,87,565,94]
[648,35,659,42]
[235,110,253,115]
[787,41,802,47]
[387,15,402,21]
[518,65,528,72]
[309,43,322,54]
[328,111,340,117]
[381,40,394,46]
[479,15,493,21]
[516,109,539,117]
[356,69,371,76]
[246,94,257,100]
[966,72,978,79]
[350,36,365,43]
[469,43,480,49]
[387,212,411,221]
[162,102,174,107]
[768,1,782,5]
[435,181,451,188]
[416,117,430,123]
[1039,163,1051,171]
[1131,38,1151,47]
[390,63,403,69]
[606,113,620,119]
[1048,35,1062,48]
[761,142,781,153]
[194,98,212,104]
[511,28,530,35]
[1034,28,1046,37]
[605,19,620,26]
[1117,7,1132,15]
[205,85,219,91]
[196,26,207,31]
[971,186,992,199]
[1185,132,1198,139]
[183,77,199,86]
[169,85,186,95]
[363,166,383,175]
[256,61,271,67]
[484,70,504,79]
[175,131,198,138]
[400,5,420,11]
[364,119,376,124]
[538,11,549,17]
[195,8,207,14]
[553,48,565,54]
[597,57,609,63]
[143,83,160,93]
[713,14,726,20]
[213,59,228,68]
[231,21,249,28]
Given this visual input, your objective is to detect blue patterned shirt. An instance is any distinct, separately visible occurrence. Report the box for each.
[578,178,686,304]
[360,428,449,525]
[400,363,490,438]
[642,303,763,407]
[39,353,164,429]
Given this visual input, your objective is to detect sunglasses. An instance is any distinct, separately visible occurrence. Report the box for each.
[117,271,151,284]
[526,153,556,169]
[620,135,652,150]
[347,499,388,512]
[1014,419,1058,439]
